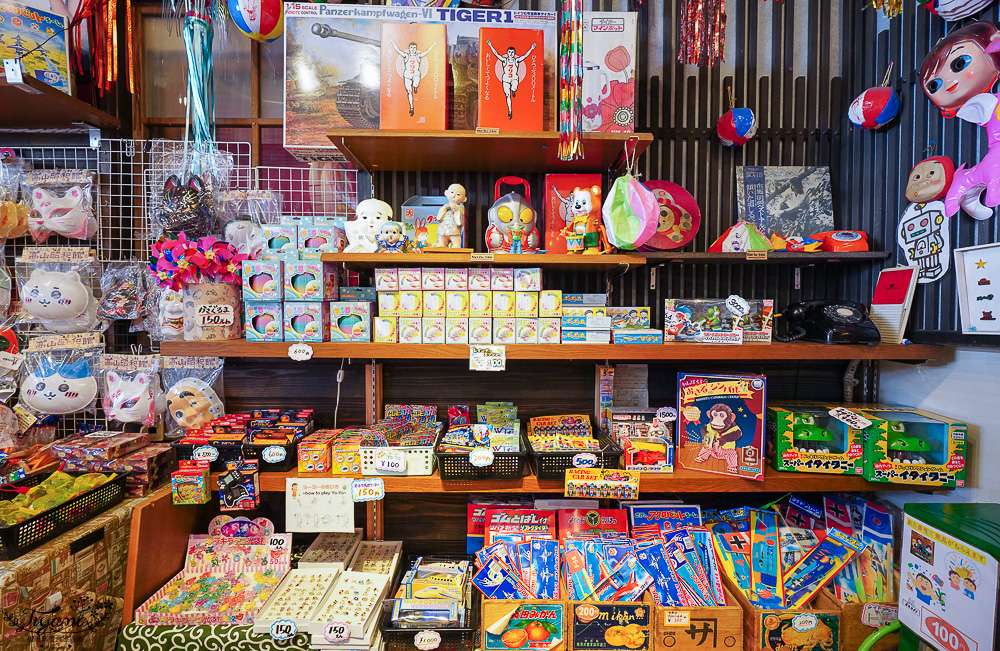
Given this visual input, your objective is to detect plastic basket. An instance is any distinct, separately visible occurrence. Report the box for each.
[527,432,624,480]
[360,439,438,477]
[171,440,298,472]
[0,471,127,561]
[435,434,529,481]
[380,555,480,651]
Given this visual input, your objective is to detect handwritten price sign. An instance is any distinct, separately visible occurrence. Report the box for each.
[270,619,297,640]
[469,448,495,467]
[324,622,350,643]
[196,304,235,327]
[725,294,750,317]
[351,478,385,502]
[828,407,873,430]
[374,449,407,473]
[469,345,505,371]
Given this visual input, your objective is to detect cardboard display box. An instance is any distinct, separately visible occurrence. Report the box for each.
[813,590,898,651]
[483,599,569,651]
[653,587,743,651]
[568,595,655,651]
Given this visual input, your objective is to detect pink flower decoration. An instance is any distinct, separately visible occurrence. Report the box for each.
[599,79,636,132]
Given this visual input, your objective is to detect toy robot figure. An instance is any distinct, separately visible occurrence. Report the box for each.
[486,177,539,253]
[898,157,955,283]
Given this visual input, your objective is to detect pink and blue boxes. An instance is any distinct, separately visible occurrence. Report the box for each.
[284,303,330,342]
[243,261,283,301]
[284,261,340,301]
[245,303,283,342]
[329,302,372,342]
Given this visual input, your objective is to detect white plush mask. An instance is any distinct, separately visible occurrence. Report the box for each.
[22,269,91,321]
[31,186,91,238]
[103,370,163,425]
[20,359,98,415]
[225,220,264,257]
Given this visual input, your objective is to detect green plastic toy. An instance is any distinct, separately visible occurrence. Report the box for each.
[792,414,835,453]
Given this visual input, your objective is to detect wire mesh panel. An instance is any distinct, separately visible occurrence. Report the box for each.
[254,165,360,222]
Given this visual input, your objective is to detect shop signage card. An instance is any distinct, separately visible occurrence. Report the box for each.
[286,478,355,532]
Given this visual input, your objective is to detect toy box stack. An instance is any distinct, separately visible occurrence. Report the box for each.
[767,402,865,476]
[52,430,176,496]
[561,293,609,344]
[243,259,351,343]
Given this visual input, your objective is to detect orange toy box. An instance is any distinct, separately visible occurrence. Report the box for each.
[381,22,447,130]
[544,174,602,253]
[298,430,338,474]
[479,27,544,130]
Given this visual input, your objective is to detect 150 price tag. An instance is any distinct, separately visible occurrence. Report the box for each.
[351,478,385,502]
[270,619,297,640]
[469,345,505,371]
[374,449,407,473]
[324,622,350,643]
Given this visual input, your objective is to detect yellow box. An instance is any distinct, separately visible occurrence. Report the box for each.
[470,290,492,317]
[492,291,516,318]
[516,318,538,344]
[446,291,470,317]
[298,437,333,473]
[423,290,446,317]
[399,290,423,317]
[540,290,563,317]
[331,440,361,475]
[470,317,492,344]
[399,317,423,343]
[374,317,398,342]
[378,292,400,317]
[515,292,539,318]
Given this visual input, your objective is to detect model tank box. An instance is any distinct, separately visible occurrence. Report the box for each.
[767,403,864,476]
[581,12,637,133]
[478,27,544,130]
[380,22,447,130]
[284,4,558,160]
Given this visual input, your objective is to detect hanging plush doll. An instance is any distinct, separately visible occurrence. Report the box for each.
[921,21,1000,220]
[898,156,955,283]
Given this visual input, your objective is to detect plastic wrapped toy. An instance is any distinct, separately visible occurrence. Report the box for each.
[156,175,213,238]
[345,199,393,253]
[17,250,102,334]
[23,170,98,242]
[19,339,102,416]
[98,262,153,321]
[101,354,165,426]
[486,177,539,253]
[161,356,225,432]
[602,174,657,250]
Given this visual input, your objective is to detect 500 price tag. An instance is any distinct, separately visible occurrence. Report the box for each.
[375,449,407,473]
[351,478,385,502]
[469,345,505,371]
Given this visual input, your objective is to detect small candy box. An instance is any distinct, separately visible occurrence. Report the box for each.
[284,261,338,301]
[242,260,283,301]
[492,291,515,318]
[446,291,470,317]
[491,267,514,291]
[446,318,468,344]
[539,290,563,317]
[245,302,284,342]
[399,290,423,317]
[171,460,211,505]
[563,293,607,306]
[299,225,339,252]
[561,329,609,343]
[422,290,445,317]
[515,291,538,317]
[422,317,445,343]
[516,318,538,344]
[563,306,607,317]
[398,268,422,291]
[263,224,298,251]
[400,317,423,343]
[62,443,175,473]
[374,317,398,343]
[607,306,651,329]
[298,431,335,473]
[421,267,445,291]
[494,317,516,344]
[469,318,492,344]
[470,290,492,317]
[539,317,561,343]
[52,430,151,462]
[468,268,491,291]
[378,292,400,317]
[284,302,330,342]
[445,267,468,290]
[376,268,399,292]
[514,267,542,291]
[329,302,372,342]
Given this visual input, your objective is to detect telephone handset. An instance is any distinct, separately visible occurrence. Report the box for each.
[774,300,882,344]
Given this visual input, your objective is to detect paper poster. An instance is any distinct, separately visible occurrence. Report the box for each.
[735,166,834,237]
[285,478,355,532]
[0,0,70,93]
[954,243,1000,334]
[612,364,648,409]
[899,514,998,651]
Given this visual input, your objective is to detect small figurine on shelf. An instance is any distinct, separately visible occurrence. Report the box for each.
[344,199,393,253]
[508,220,526,254]
[415,227,431,250]
[435,184,467,248]
[560,186,610,255]
[376,222,411,253]
[486,177,540,253]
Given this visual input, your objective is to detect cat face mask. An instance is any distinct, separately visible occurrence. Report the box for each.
[166,377,224,429]
[29,185,96,241]
[103,370,165,425]
[160,174,212,238]
[21,267,98,333]
[20,358,98,415]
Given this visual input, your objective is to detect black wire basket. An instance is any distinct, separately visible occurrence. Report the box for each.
[526,432,624,480]
[435,434,529,481]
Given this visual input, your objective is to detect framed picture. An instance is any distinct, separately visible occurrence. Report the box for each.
[954,243,1000,334]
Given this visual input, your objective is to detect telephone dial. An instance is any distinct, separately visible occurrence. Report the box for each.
[774,300,881,344]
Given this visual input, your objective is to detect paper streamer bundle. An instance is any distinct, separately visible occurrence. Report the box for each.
[558,0,584,161]
[678,0,727,67]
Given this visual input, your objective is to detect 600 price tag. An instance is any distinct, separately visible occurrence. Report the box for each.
[351,478,385,502]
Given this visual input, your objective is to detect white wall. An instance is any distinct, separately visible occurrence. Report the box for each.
[879,348,1000,505]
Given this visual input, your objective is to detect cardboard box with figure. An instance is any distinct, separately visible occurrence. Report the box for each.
[676,373,766,481]
[479,27,544,130]
[544,174,603,254]
[767,403,864,475]
[381,22,447,130]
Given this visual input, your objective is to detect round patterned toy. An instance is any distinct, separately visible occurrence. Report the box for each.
[716,107,757,146]
[848,86,901,129]
[228,0,283,43]
[640,181,701,251]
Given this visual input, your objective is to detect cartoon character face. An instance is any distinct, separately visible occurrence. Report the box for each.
[22,269,91,321]
[795,414,816,426]
[915,574,934,594]
[416,228,429,244]
[900,209,943,244]
[921,21,1000,117]
[166,378,223,429]
[20,359,98,415]
[709,408,729,427]
[380,222,404,244]
[657,204,677,232]
[570,187,596,218]
[345,199,393,252]
[104,370,162,425]
[906,158,955,203]
[31,185,90,238]
[159,289,185,339]
[487,192,537,250]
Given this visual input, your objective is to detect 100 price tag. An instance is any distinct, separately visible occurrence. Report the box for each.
[374,449,407,473]
[469,345,505,371]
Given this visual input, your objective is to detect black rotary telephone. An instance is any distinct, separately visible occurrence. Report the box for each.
[774,300,881,344]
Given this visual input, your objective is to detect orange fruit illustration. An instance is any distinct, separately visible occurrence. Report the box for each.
[502,629,528,648]
[525,622,550,642]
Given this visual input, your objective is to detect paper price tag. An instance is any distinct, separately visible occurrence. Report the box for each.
[351,478,385,502]
[469,345,505,371]
[196,304,235,327]
[726,294,750,317]
[414,630,442,651]
[270,619,297,640]
[374,449,407,473]
[469,448,495,467]
[324,622,350,643]
[828,407,873,430]
[572,452,597,468]
[861,603,897,628]
[267,535,289,552]
[745,250,768,260]
[662,611,690,627]
[288,343,314,361]
[193,445,219,462]
[0,351,24,372]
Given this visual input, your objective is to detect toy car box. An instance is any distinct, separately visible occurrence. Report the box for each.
[767,402,864,475]
[855,405,966,488]
[664,298,744,344]
[740,299,774,343]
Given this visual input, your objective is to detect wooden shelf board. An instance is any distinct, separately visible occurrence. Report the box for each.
[326,129,653,172]
[216,466,928,493]
[643,251,892,264]
[320,252,645,269]
[159,341,942,361]
[0,75,119,130]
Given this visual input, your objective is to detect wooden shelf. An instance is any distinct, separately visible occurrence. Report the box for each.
[320,252,644,270]
[643,251,892,264]
[216,466,928,494]
[0,74,119,130]
[326,129,653,173]
[159,341,943,361]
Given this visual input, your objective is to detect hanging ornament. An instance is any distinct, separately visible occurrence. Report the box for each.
[869,0,904,18]
[228,0,283,43]
[849,63,901,129]
[916,0,995,21]
[717,87,757,146]
[558,0,585,161]
[678,0,727,67]
[898,155,955,283]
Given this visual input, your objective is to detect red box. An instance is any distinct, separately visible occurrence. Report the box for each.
[557,508,628,540]
[479,28,544,130]
[483,508,556,547]
[544,174,602,253]
[381,22,448,130]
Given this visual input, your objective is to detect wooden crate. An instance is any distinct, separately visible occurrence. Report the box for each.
[568,594,657,651]
[721,574,841,651]
[653,587,743,651]
[482,599,570,651]
[813,590,899,651]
